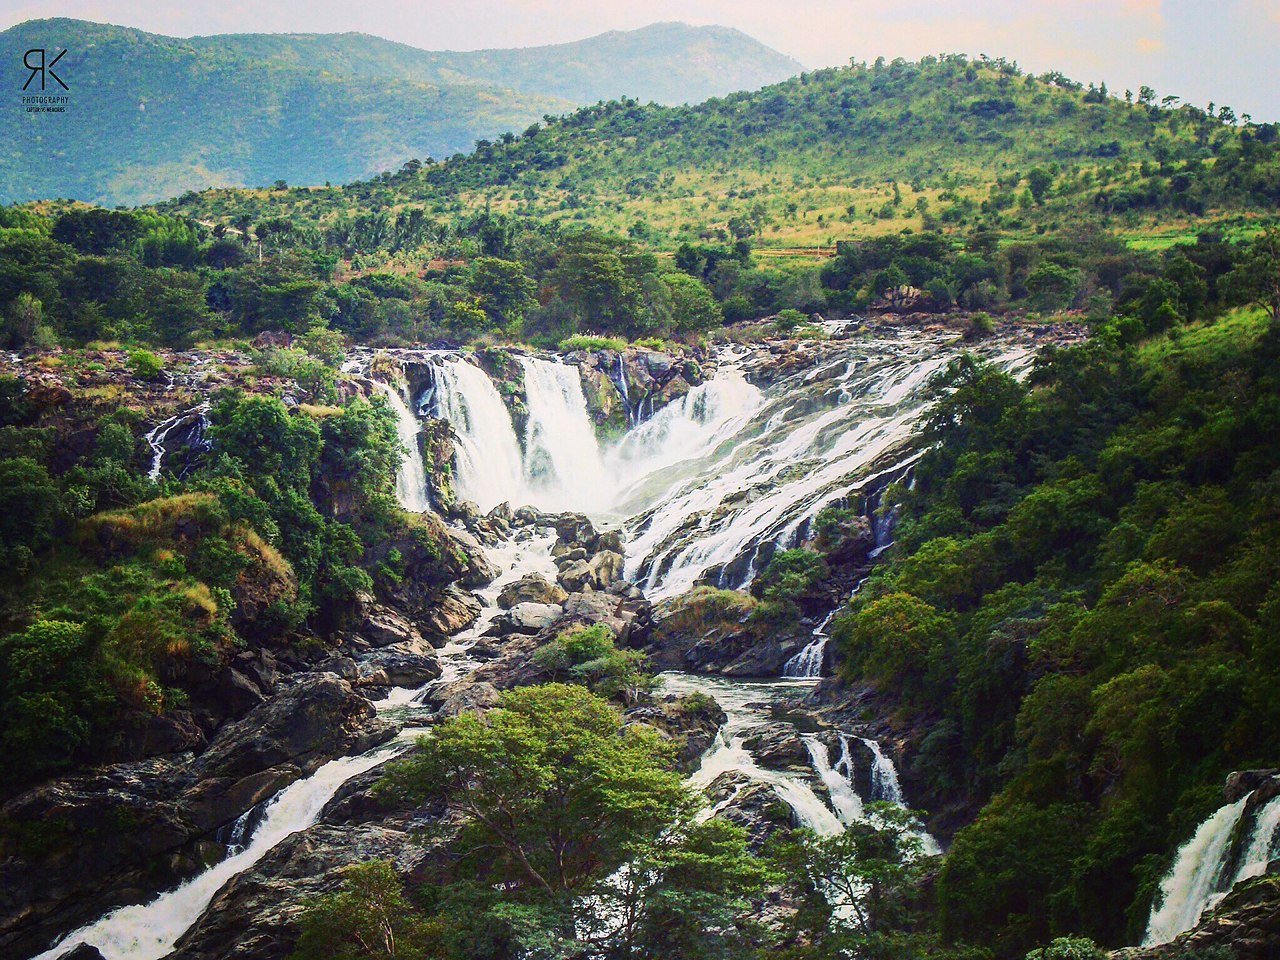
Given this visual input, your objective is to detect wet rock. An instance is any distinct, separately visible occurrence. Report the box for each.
[417,585,482,646]
[116,709,208,760]
[704,773,794,849]
[553,513,597,547]
[597,529,625,553]
[743,723,812,771]
[168,758,434,960]
[58,945,107,960]
[1227,770,1280,803]
[317,656,358,681]
[1111,876,1280,960]
[625,693,726,773]
[360,606,422,648]
[497,574,568,609]
[355,643,442,688]
[488,602,563,637]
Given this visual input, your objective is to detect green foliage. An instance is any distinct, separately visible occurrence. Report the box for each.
[835,308,1280,953]
[127,349,166,382]
[293,861,443,960]
[531,624,655,705]
[752,548,829,603]
[383,684,693,894]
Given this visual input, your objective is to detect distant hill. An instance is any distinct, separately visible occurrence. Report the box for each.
[0,19,802,206]
[159,55,1280,248]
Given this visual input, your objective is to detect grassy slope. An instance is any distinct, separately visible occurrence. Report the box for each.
[158,56,1280,249]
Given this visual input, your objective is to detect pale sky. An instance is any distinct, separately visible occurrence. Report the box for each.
[3,0,1277,120]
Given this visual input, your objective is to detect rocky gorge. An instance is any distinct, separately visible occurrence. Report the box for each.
[5,317,1274,960]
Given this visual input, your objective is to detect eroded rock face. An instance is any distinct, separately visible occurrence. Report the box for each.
[624,694,727,773]
[0,676,395,959]
[497,574,568,609]
[1112,877,1280,960]
[643,591,807,678]
[417,585,483,647]
[168,761,442,960]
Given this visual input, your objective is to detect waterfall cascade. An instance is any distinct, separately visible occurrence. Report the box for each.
[1145,793,1280,945]
[45,332,1040,958]
[145,403,210,481]
[371,380,431,513]
[35,741,408,960]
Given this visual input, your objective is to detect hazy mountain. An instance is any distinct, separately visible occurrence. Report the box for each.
[0,19,802,206]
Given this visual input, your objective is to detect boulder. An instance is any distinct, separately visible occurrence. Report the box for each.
[743,723,813,771]
[355,643,442,688]
[553,513,597,547]
[498,574,568,609]
[360,606,422,648]
[488,602,563,637]
[588,550,626,587]
[417,585,482,646]
[436,682,502,718]
[625,693,726,773]
[557,560,594,592]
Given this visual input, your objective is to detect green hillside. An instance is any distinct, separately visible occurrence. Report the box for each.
[162,55,1280,248]
[0,19,801,207]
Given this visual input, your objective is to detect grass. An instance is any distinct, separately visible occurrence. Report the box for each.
[1138,307,1271,370]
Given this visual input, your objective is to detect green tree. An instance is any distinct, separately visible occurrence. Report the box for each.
[293,861,442,960]
[383,684,694,894]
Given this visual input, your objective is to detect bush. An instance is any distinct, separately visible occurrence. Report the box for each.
[127,349,166,382]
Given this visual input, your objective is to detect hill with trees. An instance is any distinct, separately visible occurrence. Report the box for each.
[0,19,801,207]
[159,54,1280,250]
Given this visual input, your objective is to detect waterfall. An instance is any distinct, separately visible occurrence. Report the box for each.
[145,404,209,481]
[35,742,406,960]
[784,609,838,679]
[806,735,865,825]
[1145,794,1280,945]
[859,736,904,804]
[518,356,611,513]
[425,357,525,512]
[623,339,1031,600]
[371,380,430,513]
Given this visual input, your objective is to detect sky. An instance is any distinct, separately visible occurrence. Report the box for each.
[3,0,1278,120]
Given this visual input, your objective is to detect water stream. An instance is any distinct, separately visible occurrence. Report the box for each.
[42,331,1026,958]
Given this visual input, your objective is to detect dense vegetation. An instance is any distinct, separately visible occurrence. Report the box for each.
[0,353,420,786]
[0,19,798,206]
[832,232,1280,953]
[161,55,1280,249]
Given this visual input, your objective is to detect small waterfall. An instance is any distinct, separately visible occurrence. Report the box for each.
[518,356,610,513]
[1145,794,1280,945]
[371,380,430,513]
[784,609,837,679]
[34,743,405,960]
[859,736,904,804]
[806,735,865,824]
[426,358,525,512]
[145,404,209,481]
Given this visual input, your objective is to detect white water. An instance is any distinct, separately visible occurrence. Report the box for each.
[36,741,407,960]
[1145,794,1280,944]
[518,356,611,513]
[785,609,838,679]
[145,404,209,482]
[425,357,525,513]
[372,380,430,513]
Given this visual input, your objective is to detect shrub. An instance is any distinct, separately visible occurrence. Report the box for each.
[127,349,166,382]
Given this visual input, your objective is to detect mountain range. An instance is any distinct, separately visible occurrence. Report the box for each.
[1,18,802,206]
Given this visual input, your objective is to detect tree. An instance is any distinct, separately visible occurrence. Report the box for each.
[383,684,694,894]
[772,806,928,957]
[471,257,537,329]
[293,861,442,960]
[662,272,723,333]
[1220,228,1280,321]
[1026,168,1055,203]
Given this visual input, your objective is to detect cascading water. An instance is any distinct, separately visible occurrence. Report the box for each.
[784,609,837,679]
[1145,794,1280,945]
[860,736,905,804]
[145,404,210,482]
[518,356,611,513]
[425,357,525,512]
[35,740,408,960]
[371,380,430,513]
